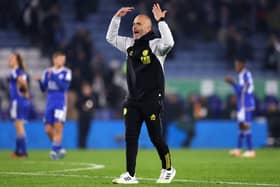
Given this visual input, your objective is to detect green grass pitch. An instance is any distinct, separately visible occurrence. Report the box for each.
[0,149,279,187]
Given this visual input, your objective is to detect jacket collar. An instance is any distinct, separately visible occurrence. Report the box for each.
[134,31,156,44]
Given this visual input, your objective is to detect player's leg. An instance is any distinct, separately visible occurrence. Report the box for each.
[244,111,253,151]
[48,122,65,160]
[45,124,54,141]
[242,111,256,158]
[230,108,245,157]
[112,102,142,184]
[44,106,59,159]
[52,122,66,159]
[51,106,67,159]
[229,122,246,157]
[44,105,55,141]
[12,120,27,158]
[143,100,176,183]
[11,99,30,158]
[237,125,245,150]
[53,122,64,151]
[10,100,20,157]
[45,124,59,159]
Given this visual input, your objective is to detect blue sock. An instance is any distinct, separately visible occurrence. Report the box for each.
[15,137,21,154]
[245,131,253,151]
[18,136,27,155]
[237,131,245,149]
[52,142,62,152]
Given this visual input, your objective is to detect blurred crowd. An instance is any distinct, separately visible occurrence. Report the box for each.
[2,0,279,71]
[121,0,280,70]
[0,0,98,53]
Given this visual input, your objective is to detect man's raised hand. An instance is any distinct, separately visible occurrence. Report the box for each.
[152,3,167,21]
[115,7,134,17]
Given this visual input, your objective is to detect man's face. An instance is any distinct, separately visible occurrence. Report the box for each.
[234,60,244,73]
[8,54,17,68]
[132,15,152,40]
[53,55,66,68]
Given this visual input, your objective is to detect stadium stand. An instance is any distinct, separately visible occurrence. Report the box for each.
[0,0,279,122]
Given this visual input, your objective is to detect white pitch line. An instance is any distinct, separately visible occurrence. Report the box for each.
[137,177,280,187]
[0,172,104,179]
[37,165,104,173]
[0,171,279,187]
[22,161,104,173]
[23,161,102,166]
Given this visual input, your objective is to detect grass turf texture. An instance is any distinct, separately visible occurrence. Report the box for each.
[0,149,279,187]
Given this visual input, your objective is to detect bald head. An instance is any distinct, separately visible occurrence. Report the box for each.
[132,14,152,39]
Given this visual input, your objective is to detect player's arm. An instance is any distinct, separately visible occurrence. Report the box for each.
[34,71,48,92]
[17,74,29,98]
[224,76,242,94]
[106,7,134,52]
[50,70,72,90]
[38,79,48,92]
[152,3,174,55]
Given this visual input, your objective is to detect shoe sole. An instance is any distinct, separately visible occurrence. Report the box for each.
[112,180,139,184]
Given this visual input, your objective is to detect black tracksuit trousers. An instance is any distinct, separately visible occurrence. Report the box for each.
[123,98,172,176]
